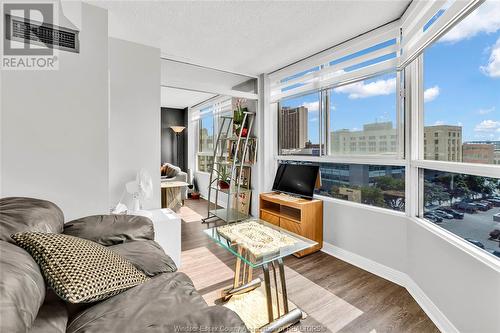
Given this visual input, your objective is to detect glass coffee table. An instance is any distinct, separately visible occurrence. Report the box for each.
[204,219,317,332]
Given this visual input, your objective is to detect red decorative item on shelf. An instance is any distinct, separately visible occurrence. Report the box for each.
[240,128,248,137]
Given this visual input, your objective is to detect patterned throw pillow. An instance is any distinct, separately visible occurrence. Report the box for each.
[11,232,149,303]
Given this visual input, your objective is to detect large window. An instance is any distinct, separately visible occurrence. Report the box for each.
[418,0,500,260]
[316,163,405,211]
[329,72,401,156]
[197,106,214,172]
[423,170,500,256]
[278,72,402,158]
[278,91,322,156]
[272,0,500,261]
[423,2,500,165]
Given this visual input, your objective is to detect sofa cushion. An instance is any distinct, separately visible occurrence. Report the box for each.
[28,290,68,333]
[67,272,248,333]
[0,240,46,333]
[11,232,149,303]
[108,240,177,276]
[63,215,154,246]
[0,197,64,243]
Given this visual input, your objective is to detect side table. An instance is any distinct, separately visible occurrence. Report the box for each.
[161,181,189,212]
[148,208,182,268]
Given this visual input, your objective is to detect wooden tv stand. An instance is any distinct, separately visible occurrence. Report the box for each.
[259,192,323,257]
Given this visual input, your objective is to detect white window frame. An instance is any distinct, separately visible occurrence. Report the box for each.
[195,96,221,173]
[277,70,406,163]
[277,89,324,157]
[404,22,500,267]
[195,95,241,173]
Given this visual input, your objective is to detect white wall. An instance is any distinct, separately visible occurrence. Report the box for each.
[0,3,109,221]
[319,197,500,332]
[108,38,161,210]
[407,220,500,333]
[1,4,162,219]
[323,200,408,273]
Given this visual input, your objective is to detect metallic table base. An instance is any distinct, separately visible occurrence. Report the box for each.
[229,246,303,332]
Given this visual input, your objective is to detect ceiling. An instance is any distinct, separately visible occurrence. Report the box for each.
[161,87,215,109]
[90,0,411,76]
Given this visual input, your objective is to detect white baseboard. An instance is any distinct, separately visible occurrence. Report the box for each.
[321,242,458,333]
[321,242,408,287]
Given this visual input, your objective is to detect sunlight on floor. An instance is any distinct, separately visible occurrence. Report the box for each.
[178,205,205,223]
[284,266,363,332]
[180,246,234,290]
[224,284,302,331]
[181,246,363,333]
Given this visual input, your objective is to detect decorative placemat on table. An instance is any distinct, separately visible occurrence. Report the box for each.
[216,220,297,259]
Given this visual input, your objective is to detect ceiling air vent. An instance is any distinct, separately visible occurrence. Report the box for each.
[5,14,79,53]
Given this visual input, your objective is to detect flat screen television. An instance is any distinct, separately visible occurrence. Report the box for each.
[272,164,319,199]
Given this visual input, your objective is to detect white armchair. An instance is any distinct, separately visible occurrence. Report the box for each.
[161,163,188,199]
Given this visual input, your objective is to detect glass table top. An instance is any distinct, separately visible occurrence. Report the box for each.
[204,218,317,268]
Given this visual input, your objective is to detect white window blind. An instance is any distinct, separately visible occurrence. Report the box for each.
[400,0,484,67]
[191,96,231,121]
[269,21,400,102]
[213,98,233,117]
[269,0,481,103]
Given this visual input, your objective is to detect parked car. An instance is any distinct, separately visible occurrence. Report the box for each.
[465,238,485,249]
[439,207,464,219]
[486,198,500,207]
[494,212,500,223]
[424,212,443,223]
[489,229,500,240]
[472,202,489,211]
[453,202,477,213]
[433,210,454,219]
[478,200,493,209]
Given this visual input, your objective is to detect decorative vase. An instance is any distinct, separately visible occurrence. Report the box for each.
[218,180,230,189]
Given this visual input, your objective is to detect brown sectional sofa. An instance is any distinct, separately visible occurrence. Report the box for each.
[0,197,247,333]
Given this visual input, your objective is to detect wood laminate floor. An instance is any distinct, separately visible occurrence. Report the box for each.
[179,199,439,333]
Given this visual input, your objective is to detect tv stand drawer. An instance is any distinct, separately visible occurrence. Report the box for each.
[280,217,301,235]
[260,210,280,226]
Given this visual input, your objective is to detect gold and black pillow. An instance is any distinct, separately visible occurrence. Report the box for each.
[11,232,148,303]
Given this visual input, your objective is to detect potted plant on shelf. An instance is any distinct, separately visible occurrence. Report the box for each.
[217,165,231,190]
[233,98,248,137]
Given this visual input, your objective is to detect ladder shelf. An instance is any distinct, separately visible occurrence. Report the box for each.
[201,110,256,224]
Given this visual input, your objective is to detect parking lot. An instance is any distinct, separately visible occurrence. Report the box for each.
[436,207,500,253]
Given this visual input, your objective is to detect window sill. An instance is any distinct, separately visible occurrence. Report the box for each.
[412,160,500,178]
[314,193,407,218]
[318,195,499,270]
[277,154,407,166]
